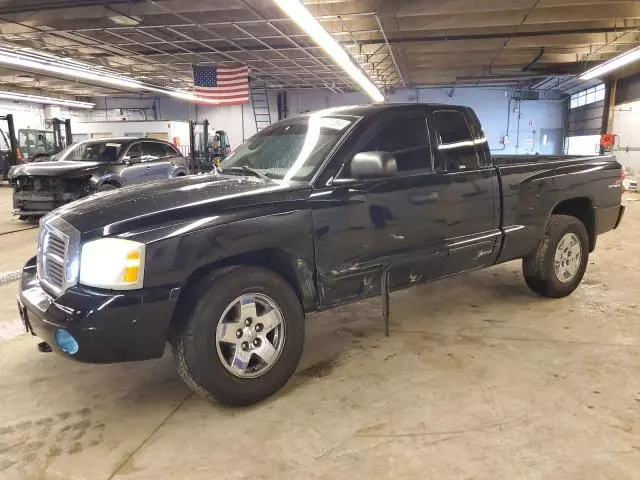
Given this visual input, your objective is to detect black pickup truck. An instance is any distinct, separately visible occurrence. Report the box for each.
[18,104,624,405]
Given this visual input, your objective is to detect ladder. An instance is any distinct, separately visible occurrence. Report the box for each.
[250,85,272,133]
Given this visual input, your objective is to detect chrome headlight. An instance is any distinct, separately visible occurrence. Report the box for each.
[79,238,145,290]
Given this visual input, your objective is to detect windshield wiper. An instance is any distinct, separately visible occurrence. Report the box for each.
[223,165,270,180]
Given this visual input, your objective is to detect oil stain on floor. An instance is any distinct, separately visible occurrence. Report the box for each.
[0,407,105,472]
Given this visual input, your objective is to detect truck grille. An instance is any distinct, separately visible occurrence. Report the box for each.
[37,217,80,296]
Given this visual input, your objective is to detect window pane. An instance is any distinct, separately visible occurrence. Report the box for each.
[362,116,430,172]
[596,88,605,101]
[577,95,586,107]
[161,143,178,156]
[586,90,596,104]
[570,97,578,109]
[433,110,479,171]
[127,144,142,157]
[142,142,166,158]
[566,135,601,155]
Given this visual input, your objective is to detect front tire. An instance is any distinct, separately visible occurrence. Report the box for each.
[522,214,589,298]
[97,183,118,192]
[171,266,304,406]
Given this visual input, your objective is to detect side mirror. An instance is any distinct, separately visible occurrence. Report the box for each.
[351,151,397,179]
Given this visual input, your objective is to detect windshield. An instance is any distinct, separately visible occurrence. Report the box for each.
[219,113,355,181]
[54,141,124,162]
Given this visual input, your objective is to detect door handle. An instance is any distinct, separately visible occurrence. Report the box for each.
[146,166,152,170]
[411,192,439,204]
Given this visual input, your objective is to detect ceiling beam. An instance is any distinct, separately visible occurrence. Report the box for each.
[0,0,139,15]
[355,26,640,45]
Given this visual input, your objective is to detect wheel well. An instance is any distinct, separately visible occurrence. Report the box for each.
[171,249,307,329]
[100,178,121,188]
[175,172,187,177]
[552,197,595,251]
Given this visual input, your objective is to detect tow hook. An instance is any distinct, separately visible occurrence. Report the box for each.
[37,341,52,353]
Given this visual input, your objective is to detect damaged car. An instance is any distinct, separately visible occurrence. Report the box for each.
[8,137,189,218]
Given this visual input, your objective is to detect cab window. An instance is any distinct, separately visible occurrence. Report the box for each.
[360,116,431,173]
[432,110,479,172]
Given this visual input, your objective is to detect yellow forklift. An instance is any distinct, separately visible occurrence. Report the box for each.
[189,120,231,173]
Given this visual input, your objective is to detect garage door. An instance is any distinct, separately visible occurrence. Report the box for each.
[566,84,606,155]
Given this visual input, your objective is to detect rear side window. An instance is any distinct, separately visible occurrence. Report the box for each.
[141,142,167,158]
[433,110,479,172]
[160,143,179,156]
[362,116,430,172]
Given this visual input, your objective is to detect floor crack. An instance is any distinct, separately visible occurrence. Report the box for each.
[106,392,193,480]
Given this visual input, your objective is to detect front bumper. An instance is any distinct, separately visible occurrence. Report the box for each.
[12,190,83,216]
[18,257,181,363]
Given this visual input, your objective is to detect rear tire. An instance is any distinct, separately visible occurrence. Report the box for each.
[522,214,589,298]
[171,266,305,406]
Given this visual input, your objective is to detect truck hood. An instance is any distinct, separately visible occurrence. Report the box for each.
[50,174,311,235]
[8,160,103,178]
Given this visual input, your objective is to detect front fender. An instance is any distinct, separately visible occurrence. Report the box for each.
[126,209,317,311]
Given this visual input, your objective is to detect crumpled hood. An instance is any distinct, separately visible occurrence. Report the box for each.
[50,174,311,235]
[8,160,102,178]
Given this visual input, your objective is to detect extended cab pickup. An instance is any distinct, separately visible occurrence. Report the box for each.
[18,104,625,405]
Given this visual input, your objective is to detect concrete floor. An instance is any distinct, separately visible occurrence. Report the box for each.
[1,188,639,480]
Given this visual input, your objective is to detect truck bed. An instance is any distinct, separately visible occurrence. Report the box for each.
[493,153,621,264]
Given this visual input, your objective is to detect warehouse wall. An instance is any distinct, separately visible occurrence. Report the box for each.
[81,94,277,149]
[288,87,565,155]
[194,94,278,148]
[78,87,562,154]
[0,99,86,132]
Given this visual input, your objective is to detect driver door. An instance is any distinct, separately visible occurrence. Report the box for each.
[311,111,448,308]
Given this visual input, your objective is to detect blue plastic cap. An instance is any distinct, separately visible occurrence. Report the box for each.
[55,329,79,355]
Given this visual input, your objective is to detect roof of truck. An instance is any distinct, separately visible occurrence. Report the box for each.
[294,103,467,118]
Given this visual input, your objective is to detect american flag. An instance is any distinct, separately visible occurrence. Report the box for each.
[192,64,249,105]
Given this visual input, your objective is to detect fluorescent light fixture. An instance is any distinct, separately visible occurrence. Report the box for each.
[0,48,144,90]
[109,15,142,26]
[0,46,198,102]
[272,0,384,103]
[0,91,95,109]
[579,46,640,80]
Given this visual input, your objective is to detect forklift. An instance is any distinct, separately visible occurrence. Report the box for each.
[51,118,73,153]
[188,120,231,174]
[16,118,73,162]
[0,114,20,182]
[212,130,231,164]
[189,119,209,174]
